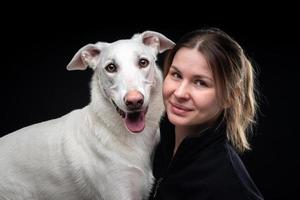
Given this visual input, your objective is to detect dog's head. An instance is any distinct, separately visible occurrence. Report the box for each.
[66,31,174,133]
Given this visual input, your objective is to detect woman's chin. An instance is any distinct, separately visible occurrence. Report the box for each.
[167,111,190,126]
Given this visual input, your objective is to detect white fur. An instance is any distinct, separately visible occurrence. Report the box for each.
[0,31,174,200]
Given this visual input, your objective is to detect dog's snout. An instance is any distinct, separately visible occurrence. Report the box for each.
[124,91,144,110]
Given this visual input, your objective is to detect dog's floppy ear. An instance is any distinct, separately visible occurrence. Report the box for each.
[66,42,108,71]
[139,31,175,54]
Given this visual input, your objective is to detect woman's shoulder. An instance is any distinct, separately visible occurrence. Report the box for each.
[204,143,264,199]
[169,143,264,199]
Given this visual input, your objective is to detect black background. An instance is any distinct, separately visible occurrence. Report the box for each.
[0,9,298,200]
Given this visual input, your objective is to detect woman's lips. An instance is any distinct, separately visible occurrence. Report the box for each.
[169,101,193,115]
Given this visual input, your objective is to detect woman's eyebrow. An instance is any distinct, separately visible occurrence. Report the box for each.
[193,74,213,81]
[171,66,213,81]
[170,66,180,72]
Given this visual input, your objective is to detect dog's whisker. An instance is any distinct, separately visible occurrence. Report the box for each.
[111,99,126,118]
[144,80,155,85]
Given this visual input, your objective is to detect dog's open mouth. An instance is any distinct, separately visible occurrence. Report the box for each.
[112,100,147,133]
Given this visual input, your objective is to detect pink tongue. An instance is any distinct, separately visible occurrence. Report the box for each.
[125,111,146,133]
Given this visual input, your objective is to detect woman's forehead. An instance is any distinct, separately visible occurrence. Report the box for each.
[172,48,213,78]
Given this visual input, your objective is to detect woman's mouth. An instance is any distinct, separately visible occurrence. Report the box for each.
[169,101,193,115]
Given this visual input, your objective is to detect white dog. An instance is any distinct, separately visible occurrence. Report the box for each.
[0,31,174,200]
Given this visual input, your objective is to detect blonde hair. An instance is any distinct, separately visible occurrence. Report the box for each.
[164,28,258,153]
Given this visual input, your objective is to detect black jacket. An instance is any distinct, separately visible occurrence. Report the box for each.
[149,117,264,200]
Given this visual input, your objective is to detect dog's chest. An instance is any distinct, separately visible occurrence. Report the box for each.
[85,159,152,200]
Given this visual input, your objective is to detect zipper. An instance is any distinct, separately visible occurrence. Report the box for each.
[153,155,175,199]
[153,177,163,198]
[153,128,184,199]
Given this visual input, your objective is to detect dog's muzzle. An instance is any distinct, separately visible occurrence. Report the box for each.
[111,99,148,133]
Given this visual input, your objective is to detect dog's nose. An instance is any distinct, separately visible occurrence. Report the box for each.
[124,91,144,110]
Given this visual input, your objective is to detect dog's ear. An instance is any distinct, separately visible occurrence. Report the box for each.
[66,43,108,71]
[139,31,175,54]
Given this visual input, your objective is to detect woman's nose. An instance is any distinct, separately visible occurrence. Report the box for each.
[174,81,189,100]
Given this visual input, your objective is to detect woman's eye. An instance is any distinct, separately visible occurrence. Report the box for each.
[172,72,181,78]
[139,58,149,68]
[195,80,207,87]
[105,63,117,73]
[171,72,181,79]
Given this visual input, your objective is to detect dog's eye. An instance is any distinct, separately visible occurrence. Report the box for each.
[105,64,117,73]
[139,58,149,68]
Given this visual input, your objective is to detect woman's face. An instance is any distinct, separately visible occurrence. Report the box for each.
[163,47,223,129]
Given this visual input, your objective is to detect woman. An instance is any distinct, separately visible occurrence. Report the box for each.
[149,28,264,199]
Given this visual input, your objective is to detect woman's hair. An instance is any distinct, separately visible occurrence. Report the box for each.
[164,27,258,153]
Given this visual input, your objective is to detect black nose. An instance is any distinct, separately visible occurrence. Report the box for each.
[124,91,144,110]
[125,98,144,110]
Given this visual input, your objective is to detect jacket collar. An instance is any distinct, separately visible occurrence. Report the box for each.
[159,114,227,164]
